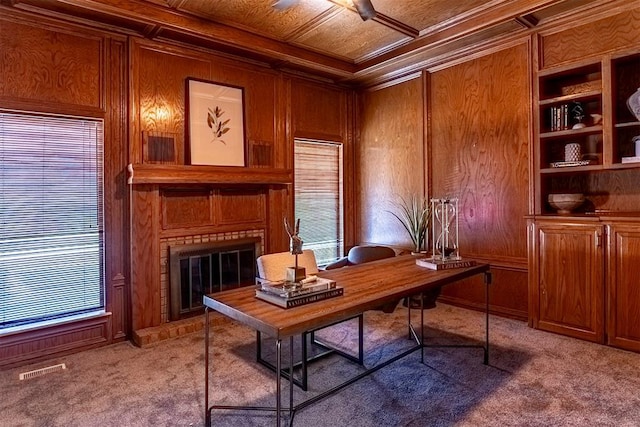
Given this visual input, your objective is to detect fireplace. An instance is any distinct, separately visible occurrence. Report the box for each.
[168,237,261,321]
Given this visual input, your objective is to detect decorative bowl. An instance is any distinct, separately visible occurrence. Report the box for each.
[548,193,585,214]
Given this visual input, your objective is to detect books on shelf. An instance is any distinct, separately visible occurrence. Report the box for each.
[415,257,477,271]
[549,104,570,132]
[621,156,640,164]
[255,286,343,308]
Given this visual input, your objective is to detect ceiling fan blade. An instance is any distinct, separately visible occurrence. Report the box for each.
[272,0,299,10]
[352,0,376,20]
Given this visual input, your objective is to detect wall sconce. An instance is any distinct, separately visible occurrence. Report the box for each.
[155,106,170,121]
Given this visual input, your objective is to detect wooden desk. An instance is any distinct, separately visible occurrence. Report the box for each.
[204,255,491,426]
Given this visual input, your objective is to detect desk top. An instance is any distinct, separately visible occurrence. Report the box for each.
[204,255,489,339]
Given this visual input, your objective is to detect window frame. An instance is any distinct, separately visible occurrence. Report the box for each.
[0,110,105,333]
[293,138,344,266]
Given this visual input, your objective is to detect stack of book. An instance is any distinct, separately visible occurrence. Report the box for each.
[415,257,476,270]
[548,104,570,131]
[255,276,343,308]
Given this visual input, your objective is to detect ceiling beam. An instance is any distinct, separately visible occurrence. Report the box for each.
[11,0,356,78]
[372,12,419,38]
[355,0,566,73]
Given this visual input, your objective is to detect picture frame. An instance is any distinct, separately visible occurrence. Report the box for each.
[186,78,246,166]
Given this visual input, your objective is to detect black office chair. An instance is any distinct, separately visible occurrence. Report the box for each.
[324,245,396,269]
[325,245,440,310]
[325,245,400,313]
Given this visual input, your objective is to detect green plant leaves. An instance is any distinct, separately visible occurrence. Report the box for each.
[388,195,431,253]
[207,107,230,144]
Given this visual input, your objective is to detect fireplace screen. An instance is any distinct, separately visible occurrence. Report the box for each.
[169,238,260,320]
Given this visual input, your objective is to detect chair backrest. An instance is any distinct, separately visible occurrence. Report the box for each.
[346,245,396,265]
[256,249,319,281]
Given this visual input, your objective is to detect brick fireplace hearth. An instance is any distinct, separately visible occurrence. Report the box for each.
[132,230,264,346]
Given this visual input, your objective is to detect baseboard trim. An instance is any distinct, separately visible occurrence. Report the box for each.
[0,313,111,369]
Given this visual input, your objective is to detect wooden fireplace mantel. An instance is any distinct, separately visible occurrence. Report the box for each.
[127,163,293,186]
[128,162,291,334]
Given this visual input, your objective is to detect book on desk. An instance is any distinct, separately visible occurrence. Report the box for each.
[255,276,342,308]
[255,286,343,308]
[257,276,336,298]
[415,257,477,270]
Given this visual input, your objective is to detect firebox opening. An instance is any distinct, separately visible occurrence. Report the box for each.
[168,237,260,321]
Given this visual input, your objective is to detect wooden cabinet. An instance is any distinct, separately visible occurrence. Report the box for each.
[529,219,604,343]
[529,217,640,351]
[606,222,640,352]
[530,45,640,352]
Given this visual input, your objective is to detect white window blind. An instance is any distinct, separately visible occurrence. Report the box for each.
[294,139,343,265]
[0,112,104,330]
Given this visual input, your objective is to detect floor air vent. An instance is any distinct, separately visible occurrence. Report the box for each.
[19,363,66,380]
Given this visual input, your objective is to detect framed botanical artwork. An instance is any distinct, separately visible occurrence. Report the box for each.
[186,78,246,166]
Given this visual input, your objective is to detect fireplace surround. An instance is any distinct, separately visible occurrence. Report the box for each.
[168,237,261,321]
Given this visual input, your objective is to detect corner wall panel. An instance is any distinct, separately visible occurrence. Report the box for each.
[358,77,425,247]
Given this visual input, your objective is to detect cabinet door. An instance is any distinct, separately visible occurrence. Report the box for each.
[607,223,640,352]
[535,222,604,342]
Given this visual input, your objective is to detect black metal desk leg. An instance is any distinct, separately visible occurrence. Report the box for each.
[276,339,282,427]
[289,336,294,417]
[358,314,364,363]
[204,307,210,427]
[420,292,425,364]
[484,271,492,365]
[407,302,412,340]
[301,333,308,390]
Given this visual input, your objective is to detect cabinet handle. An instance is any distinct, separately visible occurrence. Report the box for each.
[596,232,602,248]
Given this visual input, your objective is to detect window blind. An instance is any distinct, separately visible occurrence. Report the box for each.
[0,112,104,330]
[294,139,343,265]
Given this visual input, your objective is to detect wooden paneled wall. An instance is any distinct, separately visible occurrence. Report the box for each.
[291,79,347,142]
[429,43,531,319]
[0,7,354,364]
[357,76,425,247]
[0,14,102,113]
[291,78,356,249]
[3,1,637,365]
[357,44,531,319]
[539,7,640,70]
[128,44,354,331]
[0,10,128,366]
[429,43,531,260]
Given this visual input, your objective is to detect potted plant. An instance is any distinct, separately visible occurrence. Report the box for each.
[388,195,431,255]
[389,195,441,309]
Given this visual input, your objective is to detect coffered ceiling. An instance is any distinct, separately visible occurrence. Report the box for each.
[6,0,609,85]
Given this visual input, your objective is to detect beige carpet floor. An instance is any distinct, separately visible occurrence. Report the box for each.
[1,304,639,427]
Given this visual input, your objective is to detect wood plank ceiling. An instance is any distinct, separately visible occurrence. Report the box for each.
[7,0,608,86]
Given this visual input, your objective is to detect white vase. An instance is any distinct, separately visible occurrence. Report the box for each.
[627,87,640,122]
